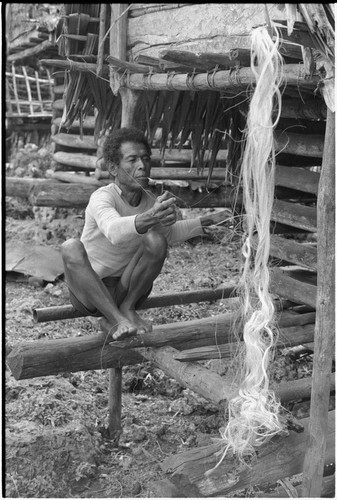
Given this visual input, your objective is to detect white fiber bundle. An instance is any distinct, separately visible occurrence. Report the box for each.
[211,25,285,469]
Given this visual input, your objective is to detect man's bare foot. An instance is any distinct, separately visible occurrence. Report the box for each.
[119,307,153,334]
[99,316,137,341]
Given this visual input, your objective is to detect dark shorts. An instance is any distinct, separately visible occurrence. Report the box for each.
[68,276,120,317]
[68,276,152,316]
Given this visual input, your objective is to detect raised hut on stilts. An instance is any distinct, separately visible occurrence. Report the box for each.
[6,3,335,497]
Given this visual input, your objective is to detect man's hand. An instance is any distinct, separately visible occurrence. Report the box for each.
[200,209,232,228]
[135,191,177,233]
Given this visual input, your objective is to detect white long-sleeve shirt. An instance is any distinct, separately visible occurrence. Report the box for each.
[81,183,203,278]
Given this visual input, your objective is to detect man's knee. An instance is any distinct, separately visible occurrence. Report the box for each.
[143,230,168,262]
[61,238,87,265]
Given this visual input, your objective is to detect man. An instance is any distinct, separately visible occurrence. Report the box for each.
[62,127,229,341]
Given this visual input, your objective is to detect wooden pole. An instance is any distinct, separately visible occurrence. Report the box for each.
[302,110,335,497]
[108,2,129,445]
[108,367,123,444]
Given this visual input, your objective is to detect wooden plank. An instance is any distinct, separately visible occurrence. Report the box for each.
[275,165,319,195]
[302,109,335,497]
[271,199,317,232]
[270,268,317,308]
[161,411,335,497]
[268,234,317,270]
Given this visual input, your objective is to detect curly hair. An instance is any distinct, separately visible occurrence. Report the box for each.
[102,127,151,166]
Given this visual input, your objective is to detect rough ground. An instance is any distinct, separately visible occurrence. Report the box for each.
[4,193,323,498]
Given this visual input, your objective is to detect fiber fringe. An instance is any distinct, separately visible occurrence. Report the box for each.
[208,24,285,473]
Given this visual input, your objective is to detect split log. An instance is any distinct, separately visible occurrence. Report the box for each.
[161,411,335,497]
[7,310,313,380]
[267,234,317,270]
[270,269,317,308]
[271,199,317,232]
[6,177,242,208]
[275,165,319,195]
[33,284,238,322]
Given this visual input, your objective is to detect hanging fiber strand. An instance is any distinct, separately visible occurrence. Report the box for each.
[209,25,285,471]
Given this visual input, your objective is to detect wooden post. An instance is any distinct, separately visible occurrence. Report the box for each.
[108,366,123,444]
[302,110,335,497]
[108,3,129,445]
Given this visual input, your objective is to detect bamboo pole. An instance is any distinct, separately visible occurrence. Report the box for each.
[302,110,335,497]
[40,59,320,92]
[11,64,20,115]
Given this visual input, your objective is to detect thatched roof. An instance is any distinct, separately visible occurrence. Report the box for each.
[37,3,334,179]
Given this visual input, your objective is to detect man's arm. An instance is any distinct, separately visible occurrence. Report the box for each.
[135,191,177,234]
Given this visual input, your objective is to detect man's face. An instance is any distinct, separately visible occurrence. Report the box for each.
[116,141,151,190]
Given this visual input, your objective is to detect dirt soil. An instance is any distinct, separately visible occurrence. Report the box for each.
[4,197,322,498]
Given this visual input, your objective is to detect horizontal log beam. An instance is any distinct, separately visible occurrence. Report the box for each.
[53,116,96,130]
[52,133,97,150]
[268,234,317,270]
[280,98,327,121]
[161,411,335,497]
[275,165,319,195]
[270,269,317,309]
[274,131,323,158]
[6,177,242,209]
[7,310,314,380]
[33,284,238,322]
[53,151,97,170]
[51,131,323,159]
[271,199,317,232]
